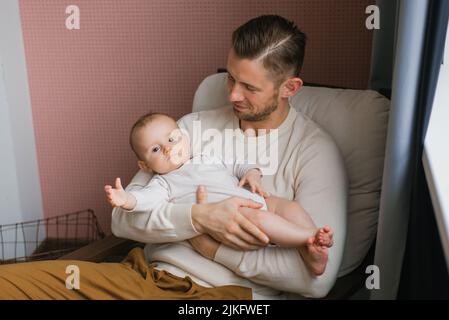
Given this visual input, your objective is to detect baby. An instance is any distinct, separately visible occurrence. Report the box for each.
[105,112,334,276]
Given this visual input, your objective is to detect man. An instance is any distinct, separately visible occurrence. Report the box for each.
[111,14,347,299]
[0,15,347,300]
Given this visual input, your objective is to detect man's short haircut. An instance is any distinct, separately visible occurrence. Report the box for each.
[232,15,307,85]
[129,112,171,160]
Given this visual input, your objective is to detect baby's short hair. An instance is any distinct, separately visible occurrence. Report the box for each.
[129,112,175,160]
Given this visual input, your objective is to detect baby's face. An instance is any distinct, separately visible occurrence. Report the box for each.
[135,116,191,174]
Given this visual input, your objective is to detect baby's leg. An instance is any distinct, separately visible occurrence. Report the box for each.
[238,207,316,248]
[266,196,334,247]
[265,196,334,276]
[265,196,316,229]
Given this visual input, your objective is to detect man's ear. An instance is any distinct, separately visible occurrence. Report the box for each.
[280,77,303,98]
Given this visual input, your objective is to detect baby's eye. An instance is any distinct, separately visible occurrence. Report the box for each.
[152,146,160,153]
[169,135,181,143]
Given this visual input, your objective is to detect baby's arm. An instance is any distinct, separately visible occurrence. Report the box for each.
[104,178,137,211]
[234,163,269,197]
[105,175,170,213]
[238,168,270,197]
[111,173,198,244]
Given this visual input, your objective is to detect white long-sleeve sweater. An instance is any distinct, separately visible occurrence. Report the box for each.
[111,105,348,299]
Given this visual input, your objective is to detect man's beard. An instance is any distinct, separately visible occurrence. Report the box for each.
[234,94,279,121]
[236,103,278,121]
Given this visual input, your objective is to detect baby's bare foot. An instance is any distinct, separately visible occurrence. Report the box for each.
[316,226,334,248]
[301,236,329,276]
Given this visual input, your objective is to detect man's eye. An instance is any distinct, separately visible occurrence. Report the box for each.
[152,146,160,153]
[227,74,235,82]
[168,137,174,143]
[245,85,256,92]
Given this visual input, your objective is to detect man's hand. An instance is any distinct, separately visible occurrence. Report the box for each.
[189,186,220,259]
[104,178,136,211]
[191,186,270,251]
[238,168,270,198]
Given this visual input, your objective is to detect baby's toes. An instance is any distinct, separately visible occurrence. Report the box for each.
[325,229,334,246]
[317,237,327,246]
[315,238,325,246]
[327,236,334,247]
[322,236,334,247]
[324,226,334,237]
[317,228,325,237]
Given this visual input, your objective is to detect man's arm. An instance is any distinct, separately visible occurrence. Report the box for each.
[210,132,348,298]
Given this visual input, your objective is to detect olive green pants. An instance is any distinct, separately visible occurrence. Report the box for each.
[0,247,252,300]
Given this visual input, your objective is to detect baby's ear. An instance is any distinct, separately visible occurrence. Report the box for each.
[137,161,149,171]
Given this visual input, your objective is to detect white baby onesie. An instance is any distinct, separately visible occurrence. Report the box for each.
[129,153,267,214]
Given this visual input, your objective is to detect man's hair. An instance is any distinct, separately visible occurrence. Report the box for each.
[129,112,170,160]
[232,15,307,85]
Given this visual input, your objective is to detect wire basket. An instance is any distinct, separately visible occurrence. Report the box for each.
[0,209,105,264]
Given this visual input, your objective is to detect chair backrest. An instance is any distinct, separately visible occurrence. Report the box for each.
[192,73,390,276]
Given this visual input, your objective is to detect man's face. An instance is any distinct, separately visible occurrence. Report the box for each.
[226,49,281,122]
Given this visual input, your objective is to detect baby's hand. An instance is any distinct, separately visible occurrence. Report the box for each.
[104,178,131,208]
[238,169,270,198]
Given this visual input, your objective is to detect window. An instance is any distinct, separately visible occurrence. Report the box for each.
[423,18,449,266]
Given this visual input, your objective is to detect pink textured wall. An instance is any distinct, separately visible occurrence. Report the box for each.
[19,0,373,234]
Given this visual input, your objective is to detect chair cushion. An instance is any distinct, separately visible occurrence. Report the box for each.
[192,73,390,276]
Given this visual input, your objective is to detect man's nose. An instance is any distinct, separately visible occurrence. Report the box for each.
[229,84,244,102]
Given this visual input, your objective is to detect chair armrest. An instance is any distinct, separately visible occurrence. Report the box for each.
[58,234,144,263]
[323,242,375,299]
